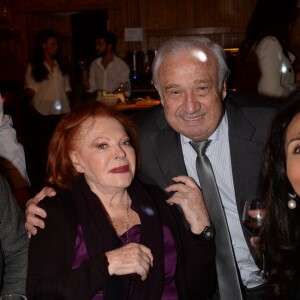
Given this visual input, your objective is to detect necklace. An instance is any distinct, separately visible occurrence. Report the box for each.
[124,193,130,245]
[117,193,130,245]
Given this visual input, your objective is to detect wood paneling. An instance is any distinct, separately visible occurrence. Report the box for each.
[12,0,121,13]
[10,0,259,54]
[3,0,300,84]
[139,0,257,50]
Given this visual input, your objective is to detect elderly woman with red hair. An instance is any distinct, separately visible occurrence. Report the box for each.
[26,102,215,300]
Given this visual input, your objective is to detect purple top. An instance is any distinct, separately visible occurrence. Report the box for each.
[72,223,178,299]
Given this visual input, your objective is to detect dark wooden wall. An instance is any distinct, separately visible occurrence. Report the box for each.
[1,0,299,83]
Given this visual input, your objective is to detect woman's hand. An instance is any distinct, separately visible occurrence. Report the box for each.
[165,176,211,234]
[25,187,56,237]
[105,243,153,281]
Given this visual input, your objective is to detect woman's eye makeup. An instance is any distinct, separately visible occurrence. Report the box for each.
[122,140,132,146]
[294,145,300,154]
[97,143,107,150]
[96,139,131,149]
[287,140,300,154]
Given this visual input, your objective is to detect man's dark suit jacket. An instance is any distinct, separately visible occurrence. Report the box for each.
[134,92,278,260]
[0,175,28,295]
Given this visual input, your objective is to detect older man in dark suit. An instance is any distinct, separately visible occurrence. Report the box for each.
[134,37,277,300]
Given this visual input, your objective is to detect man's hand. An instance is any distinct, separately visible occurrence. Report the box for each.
[25,187,56,237]
[165,176,211,234]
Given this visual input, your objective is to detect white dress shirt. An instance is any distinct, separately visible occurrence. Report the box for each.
[25,61,71,115]
[255,36,295,98]
[88,55,130,95]
[0,95,30,189]
[181,112,264,288]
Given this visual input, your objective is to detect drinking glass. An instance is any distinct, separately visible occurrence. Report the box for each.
[242,199,265,236]
[114,81,130,94]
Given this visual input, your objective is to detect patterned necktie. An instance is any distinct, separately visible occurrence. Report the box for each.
[190,140,243,300]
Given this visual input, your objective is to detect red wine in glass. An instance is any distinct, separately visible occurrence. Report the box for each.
[242,199,265,236]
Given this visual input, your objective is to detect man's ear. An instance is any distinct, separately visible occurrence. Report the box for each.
[154,84,164,106]
[221,80,227,101]
[69,151,84,173]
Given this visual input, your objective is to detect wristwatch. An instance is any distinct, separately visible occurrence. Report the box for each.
[199,225,216,241]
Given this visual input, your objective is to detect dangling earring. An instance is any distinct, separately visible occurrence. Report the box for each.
[288,193,297,209]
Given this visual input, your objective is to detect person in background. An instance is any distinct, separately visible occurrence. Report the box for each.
[258,89,300,299]
[24,29,72,194]
[25,35,278,299]
[0,174,28,296]
[236,0,299,100]
[82,31,131,97]
[26,102,215,299]
[25,28,71,116]
[0,94,31,210]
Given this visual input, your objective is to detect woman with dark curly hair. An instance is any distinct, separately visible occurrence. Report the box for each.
[236,0,299,100]
[259,89,300,299]
[25,28,71,115]
[24,29,72,192]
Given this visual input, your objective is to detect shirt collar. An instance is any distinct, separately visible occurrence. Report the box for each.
[44,60,57,71]
[181,112,229,145]
[97,55,116,65]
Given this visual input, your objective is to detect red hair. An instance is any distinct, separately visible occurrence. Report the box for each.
[47,102,139,189]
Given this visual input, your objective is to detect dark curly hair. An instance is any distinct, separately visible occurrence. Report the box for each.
[239,0,298,57]
[95,31,118,52]
[29,29,68,82]
[259,89,300,299]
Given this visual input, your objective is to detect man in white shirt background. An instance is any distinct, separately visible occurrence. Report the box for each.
[82,31,130,97]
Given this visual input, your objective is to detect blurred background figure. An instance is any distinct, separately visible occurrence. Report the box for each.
[236,0,300,100]
[258,89,300,299]
[23,29,72,194]
[0,94,31,210]
[81,31,131,97]
[24,28,71,116]
[0,174,28,297]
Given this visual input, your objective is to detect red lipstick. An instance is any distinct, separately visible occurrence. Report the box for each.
[109,165,129,174]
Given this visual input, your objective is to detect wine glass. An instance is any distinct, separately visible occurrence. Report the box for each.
[242,199,265,236]
[114,82,130,94]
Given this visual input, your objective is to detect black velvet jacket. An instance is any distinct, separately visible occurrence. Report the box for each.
[27,176,216,300]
